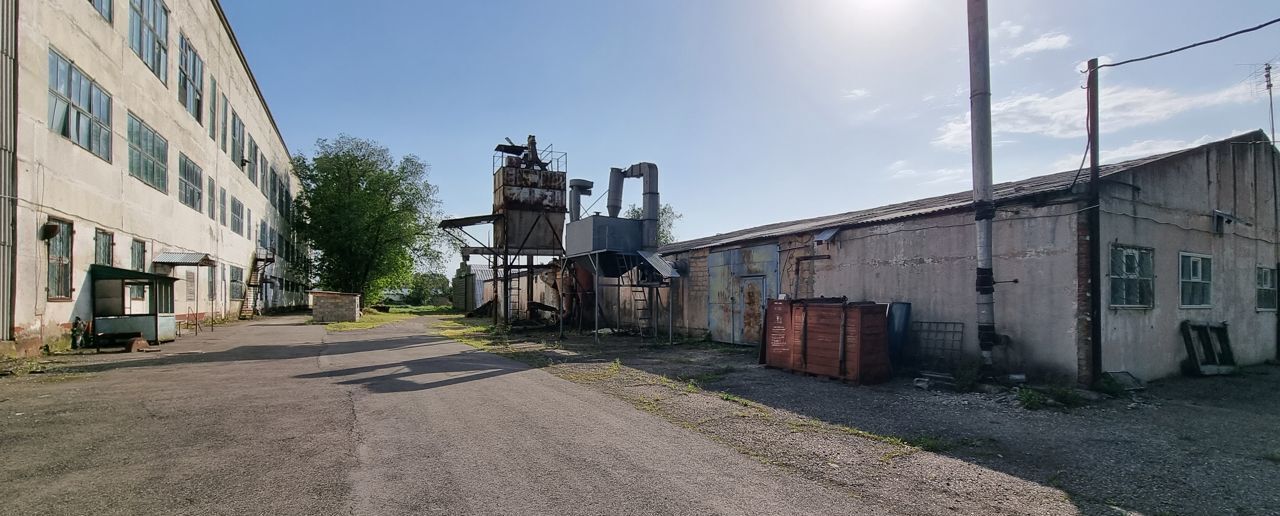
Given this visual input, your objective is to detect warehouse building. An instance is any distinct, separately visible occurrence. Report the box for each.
[1,0,306,355]
[644,132,1278,384]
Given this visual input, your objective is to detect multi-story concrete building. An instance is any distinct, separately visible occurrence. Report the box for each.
[1,0,306,355]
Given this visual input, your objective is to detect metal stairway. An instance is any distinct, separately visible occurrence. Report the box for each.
[631,285,653,337]
[238,247,275,320]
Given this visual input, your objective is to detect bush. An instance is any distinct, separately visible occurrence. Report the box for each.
[951,357,983,392]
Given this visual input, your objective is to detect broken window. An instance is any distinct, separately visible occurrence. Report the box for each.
[128,0,168,83]
[177,34,203,123]
[1179,253,1212,308]
[1109,245,1153,308]
[1258,267,1277,311]
[48,50,112,161]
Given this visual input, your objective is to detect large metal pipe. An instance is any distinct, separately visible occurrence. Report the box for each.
[638,162,660,250]
[568,179,593,222]
[606,167,624,218]
[967,0,996,366]
[605,162,661,250]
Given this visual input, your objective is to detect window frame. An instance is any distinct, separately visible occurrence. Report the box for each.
[94,228,114,266]
[48,50,112,162]
[130,239,146,299]
[177,33,204,123]
[1108,244,1154,309]
[208,76,218,140]
[126,112,167,192]
[89,0,113,22]
[1258,266,1278,312]
[230,196,244,236]
[230,265,245,300]
[219,187,228,226]
[177,153,203,211]
[206,176,217,219]
[46,218,73,301]
[128,0,169,84]
[1179,252,1213,309]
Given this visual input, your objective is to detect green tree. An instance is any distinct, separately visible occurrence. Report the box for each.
[293,135,442,303]
[405,271,451,306]
[623,203,683,246]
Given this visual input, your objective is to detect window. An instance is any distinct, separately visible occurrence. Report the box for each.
[208,263,217,300]
[130,239,146,299]
[177,153,202,211]
[185,271,196,301]
[47,219,72,300]
[1109,245,1153,308]
[128,0,168,83]
[1259,267,1278,310]
[219,94,228,151]
[208,77,217,140]
[230,197,244,235]
[219,187,227,226]
[177,35,203,123]
[127,113,167,191]
[48,51,112,161]
[247,208,252,241]
[247,135,258,184]
[89,0,112,22]
[259,220,268,249]
[230,266,244,300]
[1179,253,1212,308]
[94,229,113,266]
[206,177,216,219]
[230,111,244,169]
[261,159,270,196]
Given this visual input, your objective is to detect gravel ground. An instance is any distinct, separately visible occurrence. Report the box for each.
[464,317,1280,516]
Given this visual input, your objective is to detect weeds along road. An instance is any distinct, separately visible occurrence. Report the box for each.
[1,315,883,516]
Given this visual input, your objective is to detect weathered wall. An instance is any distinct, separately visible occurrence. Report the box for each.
[808,204,1082,379]
[1100,141,1279,380]
[12,1,304,354]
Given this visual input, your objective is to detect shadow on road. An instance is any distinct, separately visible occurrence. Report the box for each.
[295,350,525,393]
[62,335,455,374]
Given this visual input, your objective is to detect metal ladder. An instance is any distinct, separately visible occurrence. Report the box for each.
[631,285,653,337]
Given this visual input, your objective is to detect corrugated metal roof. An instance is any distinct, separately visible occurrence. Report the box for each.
[152,251,217,266]
[660,132,1266,255]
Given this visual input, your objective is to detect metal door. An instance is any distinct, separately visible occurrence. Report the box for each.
[735,276,766,345]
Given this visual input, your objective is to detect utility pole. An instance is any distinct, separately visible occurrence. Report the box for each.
[966,0,996,366]
[1267,63,1275,143]
[1085,58,1103,384]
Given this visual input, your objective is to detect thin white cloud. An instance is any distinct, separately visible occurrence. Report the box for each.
[932,82,1257,150]
[842,88,870,100]
[887,161,967,185]
[992,21,1024,39]
[1007,32,1071,58]
[1048,133,1228,172]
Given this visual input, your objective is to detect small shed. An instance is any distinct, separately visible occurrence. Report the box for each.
[89,264,178,344]
[309,291,361,323]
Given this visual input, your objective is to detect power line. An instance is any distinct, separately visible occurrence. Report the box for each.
[1096,16,1280,70]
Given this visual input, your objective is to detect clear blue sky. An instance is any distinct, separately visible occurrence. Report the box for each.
[222,0,1280,269]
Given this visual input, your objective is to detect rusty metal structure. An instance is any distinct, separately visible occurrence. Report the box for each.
[565,162,679,343]
[440,135,568,326]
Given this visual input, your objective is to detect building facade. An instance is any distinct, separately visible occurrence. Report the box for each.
[4,0,306,355]
[642,132,1278,384]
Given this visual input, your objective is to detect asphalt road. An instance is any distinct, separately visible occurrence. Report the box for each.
[1,316,876,515]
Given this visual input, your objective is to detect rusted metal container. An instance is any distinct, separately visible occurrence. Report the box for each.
[762,299,891,384]
[764,299,792,366]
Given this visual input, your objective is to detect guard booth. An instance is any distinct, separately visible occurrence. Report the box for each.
[89,264,178,345]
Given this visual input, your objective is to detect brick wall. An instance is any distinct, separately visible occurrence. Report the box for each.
[312,292,361,323]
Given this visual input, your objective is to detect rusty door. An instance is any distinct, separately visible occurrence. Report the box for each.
[736,276,766,345]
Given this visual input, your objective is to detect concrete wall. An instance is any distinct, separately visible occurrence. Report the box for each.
[1100,141,1280,380]
[11,1,304,354]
